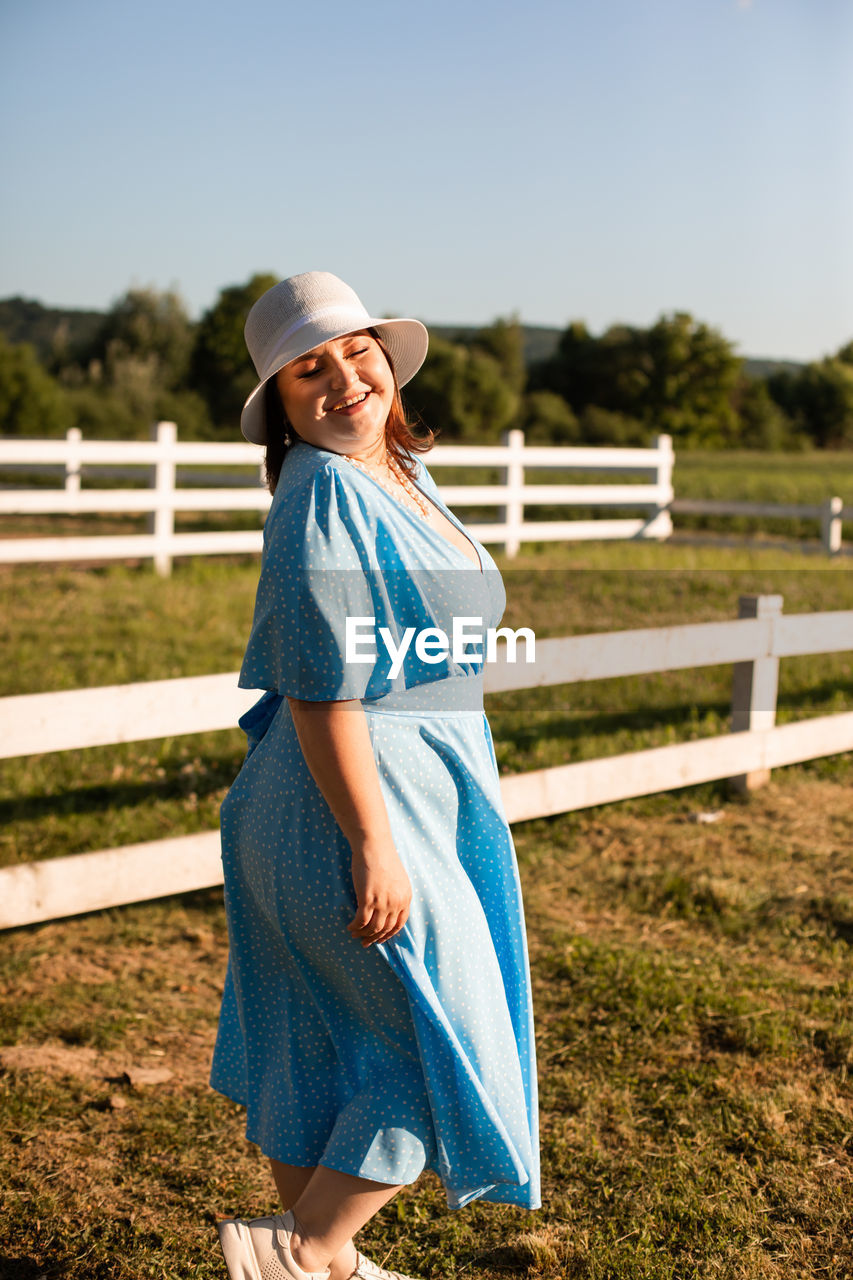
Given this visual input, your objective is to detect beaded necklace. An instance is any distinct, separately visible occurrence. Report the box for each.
[344,450,431,519]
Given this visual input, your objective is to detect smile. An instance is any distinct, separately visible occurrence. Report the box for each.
[330,391,369,412]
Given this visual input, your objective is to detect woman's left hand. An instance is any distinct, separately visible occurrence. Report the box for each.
[348,842,412,947]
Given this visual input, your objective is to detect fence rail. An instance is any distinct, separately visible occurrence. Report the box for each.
[671,496,850,554]
[1,595,851,930]
[0,425,675,572]
[3,427,850,563]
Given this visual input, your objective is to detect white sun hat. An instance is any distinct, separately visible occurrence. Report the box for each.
[240,270,429,445]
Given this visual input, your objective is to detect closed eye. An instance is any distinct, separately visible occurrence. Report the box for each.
[295,344,370,379]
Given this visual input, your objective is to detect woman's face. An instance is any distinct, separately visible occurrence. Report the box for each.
[274,330,395,456]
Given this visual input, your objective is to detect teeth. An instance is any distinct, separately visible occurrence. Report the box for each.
[332,392,367,411]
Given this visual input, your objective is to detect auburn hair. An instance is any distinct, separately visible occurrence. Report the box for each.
[262,330,436,495]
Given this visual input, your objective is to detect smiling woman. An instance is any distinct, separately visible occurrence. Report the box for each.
[210,271,541,1280]
[277,331,393,443]
[262,326,432,501]
[258,332,432,506]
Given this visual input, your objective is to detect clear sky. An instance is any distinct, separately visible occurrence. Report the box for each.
[1,0,851,361]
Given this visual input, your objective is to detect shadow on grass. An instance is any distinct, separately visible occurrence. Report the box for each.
[0,757,241,828]
[489,693,731,735]
[0,1258,58,1280]
[489,674,852,746]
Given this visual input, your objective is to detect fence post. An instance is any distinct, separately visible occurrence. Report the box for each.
[65,427,82,494]
[499,427,525,558]
[648,433,673,540]
[728,593,783,793]
[147,421,177,576]
[821,496,843,556]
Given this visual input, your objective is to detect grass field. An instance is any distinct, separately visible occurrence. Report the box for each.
[2,771,851,1278]
[1,532,852,1278]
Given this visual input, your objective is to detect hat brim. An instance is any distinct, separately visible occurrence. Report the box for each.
[240,316,429,446]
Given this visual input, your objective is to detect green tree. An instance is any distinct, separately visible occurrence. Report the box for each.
[0,334,71,436]
[765,367,800,424]
[532,312,742,448]
[731,376,802,451]
[529,320,600,408]
[406,335,520,441]
[835,339,853,366]
[639,313,742,446]
[190,272,279,429]
[790,358,853,448]
[60,374,214,441]
[579,405,647,446]
[530,320,653,419]
[519,390,580,444]
[471,315,526,396]
[83,286,195,389]
[56,285,214,439]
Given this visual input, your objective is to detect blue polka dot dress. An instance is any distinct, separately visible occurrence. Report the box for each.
[210,440,540,1211]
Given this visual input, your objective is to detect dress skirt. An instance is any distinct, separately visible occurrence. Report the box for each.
[209,442,540,1211]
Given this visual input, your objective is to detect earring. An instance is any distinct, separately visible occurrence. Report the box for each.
[283,430,291,446]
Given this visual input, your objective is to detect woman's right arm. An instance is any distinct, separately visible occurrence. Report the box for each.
[286,696,412,948]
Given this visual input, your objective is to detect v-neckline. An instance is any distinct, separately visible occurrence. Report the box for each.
[339,453,485,575]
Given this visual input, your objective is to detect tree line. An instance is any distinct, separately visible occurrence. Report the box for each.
[1,275,852,449]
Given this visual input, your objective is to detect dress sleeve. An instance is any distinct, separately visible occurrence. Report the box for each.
[238,460,394,701]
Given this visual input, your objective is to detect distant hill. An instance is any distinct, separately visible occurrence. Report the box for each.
[0,296,102,363]
[0,296,804,380]
[740,356,804,381]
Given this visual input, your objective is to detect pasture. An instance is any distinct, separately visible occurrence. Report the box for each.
[1,531,851,1278]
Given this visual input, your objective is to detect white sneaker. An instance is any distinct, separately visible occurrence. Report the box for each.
[217,1208,330,1280]
[349,1252,419,1280]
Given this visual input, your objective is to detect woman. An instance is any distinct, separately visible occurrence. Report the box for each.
[211,271,540,1280]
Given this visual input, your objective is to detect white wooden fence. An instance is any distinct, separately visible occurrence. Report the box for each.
[0,425,674,572]
[1,594,850,930]
[671,495,850,555]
